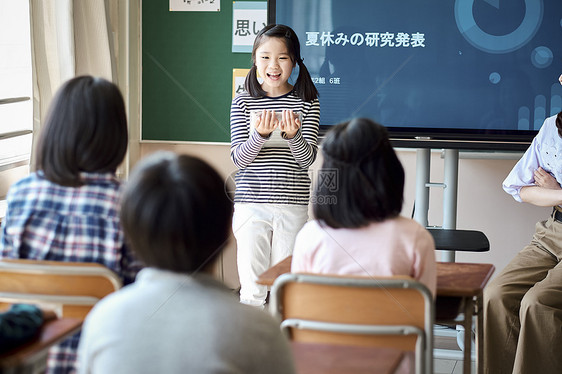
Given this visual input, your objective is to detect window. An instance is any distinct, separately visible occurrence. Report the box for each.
[0,0,33,171]
[0,0,32,219]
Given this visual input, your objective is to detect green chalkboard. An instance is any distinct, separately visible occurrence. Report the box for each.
[142,1,262,142]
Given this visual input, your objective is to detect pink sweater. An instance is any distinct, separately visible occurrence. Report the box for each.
[291,216,437,297]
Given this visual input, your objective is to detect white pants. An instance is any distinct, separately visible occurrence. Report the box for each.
[233,203,308,306]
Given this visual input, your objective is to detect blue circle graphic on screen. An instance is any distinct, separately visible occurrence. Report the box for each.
[531,46,553,68]
[489,72,501,84]
[455,0,544,54]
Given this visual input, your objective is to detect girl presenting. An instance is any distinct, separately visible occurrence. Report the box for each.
[230,24,320,306]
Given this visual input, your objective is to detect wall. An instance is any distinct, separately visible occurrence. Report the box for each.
[140,142,547,288]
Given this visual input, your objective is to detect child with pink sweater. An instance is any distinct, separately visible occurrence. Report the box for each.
[291,118,436,296]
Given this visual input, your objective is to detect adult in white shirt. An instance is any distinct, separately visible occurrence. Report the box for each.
[484,109,562,374]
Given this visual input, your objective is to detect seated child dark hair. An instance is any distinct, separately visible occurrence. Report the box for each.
[120,152,233,273]
[36,75,128,186]
[314,117,405,228]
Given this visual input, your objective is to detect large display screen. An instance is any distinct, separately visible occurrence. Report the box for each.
[271,0,562,150]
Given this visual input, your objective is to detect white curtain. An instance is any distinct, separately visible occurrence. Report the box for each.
[29,0,116,169]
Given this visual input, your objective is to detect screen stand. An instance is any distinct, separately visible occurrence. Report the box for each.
[413,148,459,262]
[414,148,477,356]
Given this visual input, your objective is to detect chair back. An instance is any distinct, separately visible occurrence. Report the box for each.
[0,259,122,320]
[270,273,434,374]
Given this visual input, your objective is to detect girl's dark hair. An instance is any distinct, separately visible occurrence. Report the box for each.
[120,152,233,273]
[36,75,128,186]
[245,24,318,102]
[314,118,405,228]
[557,111,562,137]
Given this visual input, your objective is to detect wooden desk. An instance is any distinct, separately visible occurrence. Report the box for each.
[0,317,82,374]
[292,341,409,374]
[258,257,495,374]
[436,262,494,374]
[257,256,292,286]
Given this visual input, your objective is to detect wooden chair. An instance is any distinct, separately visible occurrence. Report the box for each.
[0,259,122,320]
[270,273,434,374]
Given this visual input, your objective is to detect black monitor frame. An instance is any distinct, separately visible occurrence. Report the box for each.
[268,0,549,151]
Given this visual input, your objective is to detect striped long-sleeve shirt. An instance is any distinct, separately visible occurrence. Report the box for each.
[230,91,320,205]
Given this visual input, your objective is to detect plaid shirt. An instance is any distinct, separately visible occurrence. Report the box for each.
[0,171,143,374]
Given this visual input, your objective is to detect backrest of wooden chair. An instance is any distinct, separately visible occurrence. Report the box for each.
[0,259,122,320]
[270,273,434,374]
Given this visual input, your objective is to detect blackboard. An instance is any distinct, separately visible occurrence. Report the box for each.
[142,1,262,142]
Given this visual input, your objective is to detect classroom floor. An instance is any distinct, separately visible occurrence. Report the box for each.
[434,326,476,374]
[434,358,475,374]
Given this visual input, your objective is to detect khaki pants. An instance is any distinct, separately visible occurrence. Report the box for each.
[484,211,562,374]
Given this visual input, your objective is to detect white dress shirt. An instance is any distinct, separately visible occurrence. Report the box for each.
[503,115,562,202]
